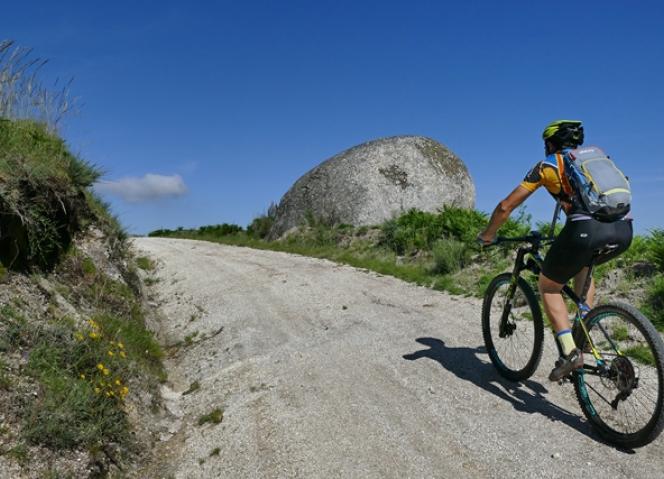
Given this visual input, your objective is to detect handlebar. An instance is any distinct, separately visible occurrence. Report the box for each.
[484,231,555,247]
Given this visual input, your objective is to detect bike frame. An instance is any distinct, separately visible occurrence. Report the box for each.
[499,201,625,371]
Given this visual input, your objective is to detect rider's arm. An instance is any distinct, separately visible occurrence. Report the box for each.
[478,185,533,243]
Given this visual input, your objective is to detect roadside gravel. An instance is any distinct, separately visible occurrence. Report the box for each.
[132,237,663,479]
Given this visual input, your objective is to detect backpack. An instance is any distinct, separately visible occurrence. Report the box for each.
[555,146,631,222]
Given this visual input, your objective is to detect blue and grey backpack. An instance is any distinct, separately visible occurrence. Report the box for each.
[555,146,631,222]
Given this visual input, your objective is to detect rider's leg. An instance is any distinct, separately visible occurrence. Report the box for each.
[573,267,595,307]
[539,273,576,356]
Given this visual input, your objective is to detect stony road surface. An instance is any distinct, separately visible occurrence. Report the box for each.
[132,237,663,479]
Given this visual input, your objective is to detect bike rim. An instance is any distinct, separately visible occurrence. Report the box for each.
[487,279,538,374]
[577,311,663,437]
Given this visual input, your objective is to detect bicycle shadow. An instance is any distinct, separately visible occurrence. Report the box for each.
[403,337,633,451]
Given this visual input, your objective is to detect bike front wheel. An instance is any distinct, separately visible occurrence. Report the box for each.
[482,273,544,381]
[573,302,664,448]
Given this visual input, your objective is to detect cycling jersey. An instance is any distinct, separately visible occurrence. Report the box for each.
[519,150,585,216]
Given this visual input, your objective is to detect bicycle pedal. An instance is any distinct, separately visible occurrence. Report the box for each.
[557,376,571,385]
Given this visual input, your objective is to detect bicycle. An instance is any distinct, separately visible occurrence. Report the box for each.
[481,228,664,448]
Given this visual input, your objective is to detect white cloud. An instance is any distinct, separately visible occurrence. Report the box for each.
[95,174,188,203]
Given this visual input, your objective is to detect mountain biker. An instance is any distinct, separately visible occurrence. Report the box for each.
[477,120,633,381]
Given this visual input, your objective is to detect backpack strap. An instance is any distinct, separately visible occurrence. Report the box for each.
[555,152,574,197]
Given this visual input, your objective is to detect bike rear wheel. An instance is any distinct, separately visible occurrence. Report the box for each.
[482,273,544,381]
[573,302,664,448]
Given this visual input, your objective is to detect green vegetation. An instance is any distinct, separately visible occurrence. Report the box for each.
[148,206,520,297]
[643,275,664,330]
[197,408,224,426]
[136,256,155,271]
[0,119,103,270]
[150,207,664,331]
[2,259,165,453]
[623,344,656,366]
[0,39,162,474]
[183,380,201,396]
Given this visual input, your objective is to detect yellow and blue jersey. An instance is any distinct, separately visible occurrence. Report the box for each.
[520,151,581,214]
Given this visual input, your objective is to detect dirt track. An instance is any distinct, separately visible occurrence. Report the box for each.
[132,237,663,479]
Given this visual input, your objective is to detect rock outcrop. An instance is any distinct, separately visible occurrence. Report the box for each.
[269,136,475,238]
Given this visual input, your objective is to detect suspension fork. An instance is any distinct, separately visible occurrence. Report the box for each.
[499,247,529,337]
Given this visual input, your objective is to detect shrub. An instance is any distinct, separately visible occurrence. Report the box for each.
[247,215,274,239]
[646,229,664,273]
[0,120,102,270]
[380,209,440,255]
[437,206,489,243]
[199,223,244,237]
[431,239,469,275]
[643,275,664,331]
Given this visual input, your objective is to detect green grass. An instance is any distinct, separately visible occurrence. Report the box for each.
[136,256,155,271]
[148,207,664,317]
[642,274,664,331]
[197,408,224,426]
[431,238,469,275]
[0,119,106,270]
[611,324,630,341]
[183,380,201,396]
[23,355,128,449]
[623,345,656,366]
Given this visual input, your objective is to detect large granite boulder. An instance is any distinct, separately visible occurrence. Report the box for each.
[269,136,475,238]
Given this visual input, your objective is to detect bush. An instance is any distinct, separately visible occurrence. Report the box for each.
[646,229,664,273]
[380,207,490,255]
[643,274,664,331]
[247,215,274,239]
[380,209,441,255]
[0,120,102,270]
[437,206,489,243]
[199,223,244,237]
[431,239,469,275]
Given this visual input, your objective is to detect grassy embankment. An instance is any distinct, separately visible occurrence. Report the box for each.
[149,208,664,332]
[0,40,164,475]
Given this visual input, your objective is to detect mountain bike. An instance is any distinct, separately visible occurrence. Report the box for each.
[481,229,664,448]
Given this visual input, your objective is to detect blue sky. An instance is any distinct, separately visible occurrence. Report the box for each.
[3,1,663,234]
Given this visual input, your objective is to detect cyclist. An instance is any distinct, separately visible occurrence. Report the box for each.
[477,120,633,381]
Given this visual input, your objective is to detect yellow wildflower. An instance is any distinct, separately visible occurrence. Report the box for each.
[94,387,101,394]
[80,373,86,379]
[103,368,110,376]
[97,363,104,371]
[89,331,100,340]
[119,351,126,359]
[115,379,122,386]
[108,350,114,357]
[117,342,125,350]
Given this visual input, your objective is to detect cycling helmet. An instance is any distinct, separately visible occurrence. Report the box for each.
[542,120,584,149]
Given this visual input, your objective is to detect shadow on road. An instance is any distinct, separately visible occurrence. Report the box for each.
[402,337,618,447]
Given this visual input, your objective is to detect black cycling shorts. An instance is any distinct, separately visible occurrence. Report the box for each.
[541,218,633,285]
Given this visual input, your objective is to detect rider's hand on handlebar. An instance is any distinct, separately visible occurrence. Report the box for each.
[476,232,497,247]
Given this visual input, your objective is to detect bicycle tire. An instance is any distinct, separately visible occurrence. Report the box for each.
[573,302,664,448]
[482,273,544,381]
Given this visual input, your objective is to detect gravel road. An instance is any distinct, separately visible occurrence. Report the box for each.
[132,237,663,479]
